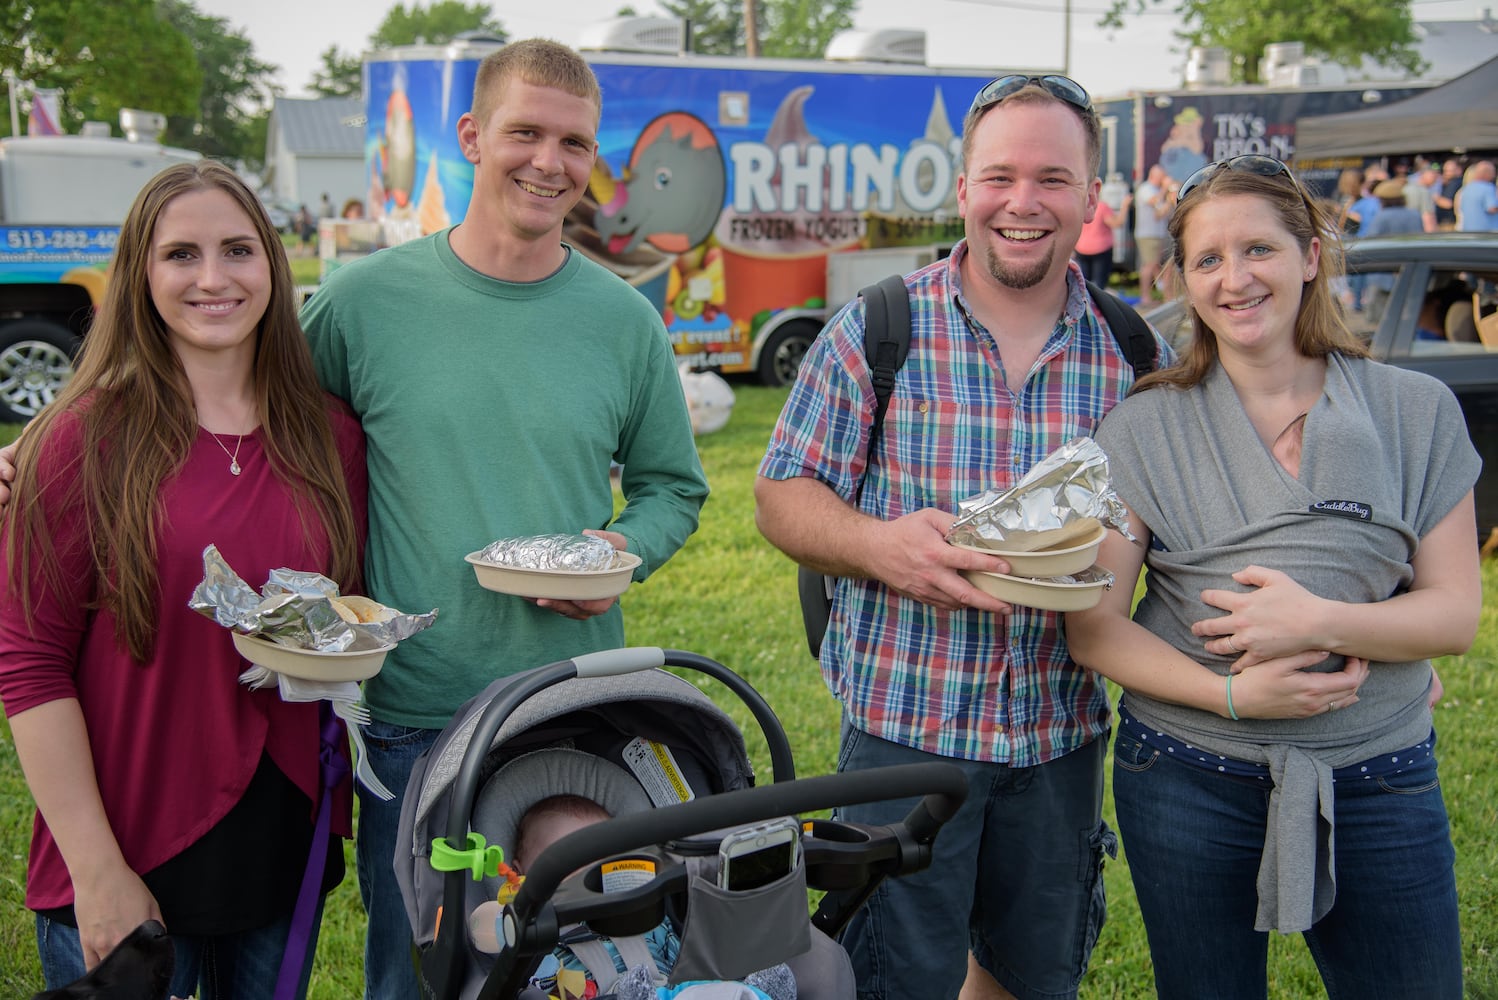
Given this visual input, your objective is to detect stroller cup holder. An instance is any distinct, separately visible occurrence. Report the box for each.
[411,648,968,1000]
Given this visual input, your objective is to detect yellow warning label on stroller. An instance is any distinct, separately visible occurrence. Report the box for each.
[621,737,695,805]
[601,857,658,893]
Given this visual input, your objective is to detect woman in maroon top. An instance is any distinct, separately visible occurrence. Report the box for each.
[0,161,366,998]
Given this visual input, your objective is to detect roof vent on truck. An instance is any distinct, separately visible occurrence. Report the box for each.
[577,17,687,56]
[119,108,165,143]
[824,28,927,65]
[450,29,505,45]
[442,31,505,61]
[1184,46,1231,89]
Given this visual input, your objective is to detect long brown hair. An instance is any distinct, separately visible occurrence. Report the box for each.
[1134,165,1368,394]
[4,160,360,662]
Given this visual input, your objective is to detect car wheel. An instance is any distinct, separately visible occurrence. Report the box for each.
[757,320,819,387]
[0,319,78,423]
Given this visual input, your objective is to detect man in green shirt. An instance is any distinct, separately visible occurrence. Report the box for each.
[298,39,708,999]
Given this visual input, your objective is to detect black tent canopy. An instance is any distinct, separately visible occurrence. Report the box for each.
[1295,54,1498,159]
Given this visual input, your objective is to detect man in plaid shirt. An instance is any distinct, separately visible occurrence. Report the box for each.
[756,75,1171,1000]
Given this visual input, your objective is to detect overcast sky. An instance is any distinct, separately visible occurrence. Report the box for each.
[195,0,1485,101]
[195,0,1191,100]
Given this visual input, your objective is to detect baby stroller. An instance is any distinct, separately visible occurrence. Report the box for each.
[397,647,968,1000]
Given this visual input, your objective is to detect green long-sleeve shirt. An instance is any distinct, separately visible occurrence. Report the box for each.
[300,231,708,727]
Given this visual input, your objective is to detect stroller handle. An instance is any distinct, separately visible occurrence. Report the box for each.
[514,760,968,917]
[569,646,669,676]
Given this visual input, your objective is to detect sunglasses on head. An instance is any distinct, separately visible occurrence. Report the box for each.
[1176,154,1297,202]
[968,74,1093,117]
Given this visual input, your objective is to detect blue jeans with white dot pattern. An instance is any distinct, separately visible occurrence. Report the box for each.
[1112,725,1460,1000]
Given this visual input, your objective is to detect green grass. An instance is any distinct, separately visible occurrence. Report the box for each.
[1,393,1496,997]
[282,231,322,287]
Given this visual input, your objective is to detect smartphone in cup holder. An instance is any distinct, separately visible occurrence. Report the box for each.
[717,816,802,891]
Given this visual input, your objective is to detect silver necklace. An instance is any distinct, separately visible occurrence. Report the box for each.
[208,432,244,476]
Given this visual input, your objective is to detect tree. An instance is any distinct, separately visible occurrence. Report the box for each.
[158,0,280,171]
[656,0,852,57]
[302,1,505,98]
[758,0,855,58]
[309,44,362,99]
[1100,0,1426,85]
[369,1,506,49]
[0,0,199,136]
[657,0,749,55]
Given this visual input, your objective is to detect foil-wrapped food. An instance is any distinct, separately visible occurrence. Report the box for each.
[478,533,624,572]
[189,544,437,651]
[947,436,1135,552]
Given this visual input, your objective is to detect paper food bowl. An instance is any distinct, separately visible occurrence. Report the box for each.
[951,522,1107,578]
[465,550,642,601]
[231,630,393,682]
[960,565,1112,612]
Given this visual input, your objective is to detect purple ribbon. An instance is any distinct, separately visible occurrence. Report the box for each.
[273,702,349,1000]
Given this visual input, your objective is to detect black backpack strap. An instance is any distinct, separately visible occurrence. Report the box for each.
[797,275,912,660]
[861,274,913,448]
[1085,279,1156,380]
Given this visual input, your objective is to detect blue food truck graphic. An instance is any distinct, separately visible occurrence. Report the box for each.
[362,38,995,384]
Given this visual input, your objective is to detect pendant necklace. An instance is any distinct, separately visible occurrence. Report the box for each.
[209,431,245,476]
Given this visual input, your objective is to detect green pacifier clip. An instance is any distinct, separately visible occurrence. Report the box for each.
[429,832,505,881]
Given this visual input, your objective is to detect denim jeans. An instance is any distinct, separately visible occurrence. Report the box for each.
[37,903,321,999]
[832,719,1113,1000]
[1348,270,1369,310]
[357,720,440,1000]
[1112,727,1461,1000]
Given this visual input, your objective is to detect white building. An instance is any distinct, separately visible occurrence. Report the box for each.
[263,97,363,215]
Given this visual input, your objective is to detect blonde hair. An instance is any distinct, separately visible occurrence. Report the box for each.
[471,38,602,130]
[3,160,361,662]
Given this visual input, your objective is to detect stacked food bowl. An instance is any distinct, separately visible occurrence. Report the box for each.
[948,519,1112,611]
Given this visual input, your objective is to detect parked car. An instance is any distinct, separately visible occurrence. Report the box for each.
[259,197,300,235]
[1142,232,1498,539]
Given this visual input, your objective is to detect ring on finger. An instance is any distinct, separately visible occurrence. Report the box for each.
[1226,635,1241,653]
[1327,700,1337,712]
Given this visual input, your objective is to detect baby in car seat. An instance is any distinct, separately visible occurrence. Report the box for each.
[468,793,794,1000]
[504,794,680,998]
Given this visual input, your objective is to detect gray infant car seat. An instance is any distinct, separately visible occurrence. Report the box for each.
[396,647,967,1000]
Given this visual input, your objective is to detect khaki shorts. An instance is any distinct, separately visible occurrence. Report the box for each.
[1135,237,1166,271]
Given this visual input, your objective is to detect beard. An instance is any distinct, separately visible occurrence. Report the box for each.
[981,240,1054,290]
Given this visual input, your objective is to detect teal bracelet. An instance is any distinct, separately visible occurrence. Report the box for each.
[1225,672,1240,721]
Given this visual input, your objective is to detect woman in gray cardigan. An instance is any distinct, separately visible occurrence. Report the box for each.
[1066,155,1481,1000]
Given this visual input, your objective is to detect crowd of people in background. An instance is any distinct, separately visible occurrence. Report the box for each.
[1076,152,1498,311]
[1334,155,1498,239]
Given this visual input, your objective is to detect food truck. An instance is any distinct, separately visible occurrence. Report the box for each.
[361,20,1006,384]
[0,110,198,420]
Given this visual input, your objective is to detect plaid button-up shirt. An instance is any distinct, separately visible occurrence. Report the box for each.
[759,242,1172,765]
